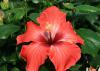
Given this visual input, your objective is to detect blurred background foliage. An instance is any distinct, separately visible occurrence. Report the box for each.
[0,0,100,71]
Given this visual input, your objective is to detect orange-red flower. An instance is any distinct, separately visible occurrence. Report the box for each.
[16,6,84,71]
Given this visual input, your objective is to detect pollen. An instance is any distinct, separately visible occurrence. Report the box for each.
[46,23,52,31]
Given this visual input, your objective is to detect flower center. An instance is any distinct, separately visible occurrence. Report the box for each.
[44,31,62,45]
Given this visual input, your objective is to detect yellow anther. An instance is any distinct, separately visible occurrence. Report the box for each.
[46,23,52,31]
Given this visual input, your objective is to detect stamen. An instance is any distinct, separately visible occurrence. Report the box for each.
[44,31,53,45]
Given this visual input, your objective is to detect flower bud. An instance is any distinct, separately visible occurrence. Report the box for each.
[0,0,9,10]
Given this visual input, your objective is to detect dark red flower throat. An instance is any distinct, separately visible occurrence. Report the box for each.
[44,31,62,46]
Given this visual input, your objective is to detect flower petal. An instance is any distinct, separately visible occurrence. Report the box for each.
[16,21,44,45]
[37,6,84,44]
[37,6,66,29]
[20,42,49,71]
[48,42,81,71]
[57,21,84,45]
[37,6,66,38]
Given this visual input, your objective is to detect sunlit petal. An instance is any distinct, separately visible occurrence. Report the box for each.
[37,6,66,38]
[16,21,44,45]
[49,42,81,71]
[20,43,49,71]
[59,21,84,45]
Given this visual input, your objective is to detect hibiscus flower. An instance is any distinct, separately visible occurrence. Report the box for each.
[16,6,84,71]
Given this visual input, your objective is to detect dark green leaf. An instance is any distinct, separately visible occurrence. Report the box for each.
[70,64,82,71]
[0,64,7,71]
[40,66,48,71]
[76,5,100,14]
[0,24,20,39]
[81,39,98,57]
[77,28,100,57]
[11,67,20,71]
[77,28,100,47]
[29,13,39,24]
[90,55,100,67]
[6,53,17,63]
[85,14,98,24]
[0,39,6,47]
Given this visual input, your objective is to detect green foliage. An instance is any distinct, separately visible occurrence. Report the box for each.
[75,5,100,14]
[70,64,82,71]
[0,0,100,71]
[11,67,20,71]
[0,64,7,71]
[29,13,40,24]
[90,55,100,67]
[40,66,48,71]
[0,24,20,39]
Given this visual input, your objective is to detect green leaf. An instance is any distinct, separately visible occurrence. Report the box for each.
[0,39,6,47]
[40,66,48,71]
[76,5,100,14]
[85,14,98,24]
[90,55,100,67]
[5,7,27,21]
[32,0,39,4]
[0,24,20,39]
[6,53,17,64]
[29,13,39,24]
[0,64,7,71]
[63,3,74,9]
[77,28,100,47]
[14,8,26,20]
[81,39,98,57]
[77,28,100,57]
[96,32,100,37]
[11,67,20,71]
[0,21,4,25]
[70,64,82,71]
